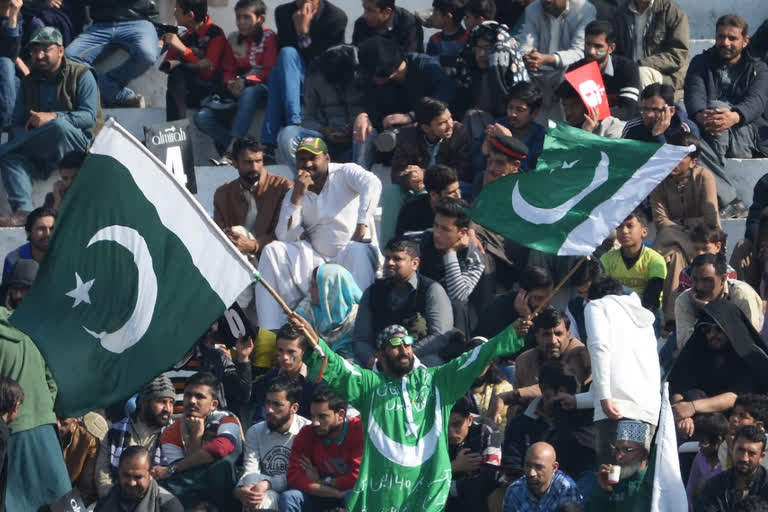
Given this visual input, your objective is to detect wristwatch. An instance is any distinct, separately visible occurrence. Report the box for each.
[167,463,178,477]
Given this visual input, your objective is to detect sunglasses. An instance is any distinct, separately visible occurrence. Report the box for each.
[387,335,414,347]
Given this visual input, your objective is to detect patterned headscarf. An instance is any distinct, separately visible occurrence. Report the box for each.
[376,324,409,349]
[454,21,529,91]
[308,264,362,334]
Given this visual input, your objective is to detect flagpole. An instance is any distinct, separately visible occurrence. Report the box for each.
[530,256,588,318]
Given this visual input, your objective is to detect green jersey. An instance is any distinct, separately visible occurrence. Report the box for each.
[304,323,524,511]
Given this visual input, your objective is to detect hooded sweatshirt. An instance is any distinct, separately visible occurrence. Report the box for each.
[575,293,661,425]
[0,307,57,434]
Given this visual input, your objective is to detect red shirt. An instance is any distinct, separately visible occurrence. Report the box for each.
[221,27,278,85]
[287,417,363,492]
[165,15,227,81]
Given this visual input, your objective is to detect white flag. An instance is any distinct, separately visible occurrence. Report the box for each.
[651,382,689,511]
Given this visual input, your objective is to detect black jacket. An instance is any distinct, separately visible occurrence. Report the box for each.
[275,0,347,64]
[351,7,424,53]
[84,0,158,22]
[568,55,640,120]
[694,466,768,512]
[684,47,768,130]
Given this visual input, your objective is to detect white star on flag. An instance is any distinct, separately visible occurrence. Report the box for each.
[66,272,95,308]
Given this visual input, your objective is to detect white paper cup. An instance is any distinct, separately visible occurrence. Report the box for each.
[607,464,621,484]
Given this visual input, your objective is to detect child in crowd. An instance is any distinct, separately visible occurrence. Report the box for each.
[601,209,667,313]
[162,0,228,122]
[677,223,737,292]
[717,393,768,470]
[476,81,546,175]
[427,0,469,72]
[463,0,496,32]
[686,413,728,507]
[194,0,277,160]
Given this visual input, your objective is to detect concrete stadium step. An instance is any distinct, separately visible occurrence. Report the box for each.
[689,39,714,59]
[725,158,768,207]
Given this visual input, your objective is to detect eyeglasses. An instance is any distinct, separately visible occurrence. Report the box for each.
[639,107,668,114]
[387,335,414,347]
[610,444,639,456]
[473,44,493,54]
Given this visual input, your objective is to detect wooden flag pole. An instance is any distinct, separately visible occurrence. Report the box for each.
[252,274,320,348]
[529,256,588,319]
[252,273,328,381]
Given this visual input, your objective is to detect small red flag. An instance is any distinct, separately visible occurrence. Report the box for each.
[565,60,611,121]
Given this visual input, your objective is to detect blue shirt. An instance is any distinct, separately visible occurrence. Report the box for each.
[503,470,584,512]
[2,242,32,283]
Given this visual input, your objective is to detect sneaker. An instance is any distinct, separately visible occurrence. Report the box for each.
[719,199,748,219]
[374,130,398,153]
[0,210,29,228]
[262,144,277,165]
[110,93,145,109]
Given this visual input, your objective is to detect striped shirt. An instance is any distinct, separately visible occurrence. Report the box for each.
[442,241,486,303]
[503,470,584,511]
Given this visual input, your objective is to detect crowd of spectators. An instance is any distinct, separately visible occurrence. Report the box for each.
[4,0,768,510]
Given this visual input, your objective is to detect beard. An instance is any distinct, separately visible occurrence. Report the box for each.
[384,351,415,377]
[142,408,171,428]
[619,460,644,479]
[266,411,292,432]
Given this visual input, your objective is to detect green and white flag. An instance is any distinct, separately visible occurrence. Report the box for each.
[468,122,693,255]
[11,119,255,416]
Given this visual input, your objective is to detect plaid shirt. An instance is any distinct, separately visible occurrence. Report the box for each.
[503,470,583,512]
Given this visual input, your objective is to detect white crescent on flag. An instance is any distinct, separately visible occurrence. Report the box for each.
[511,152,610,225]
[81,225,158,354]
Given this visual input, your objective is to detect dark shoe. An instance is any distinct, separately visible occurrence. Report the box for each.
[117,94,146,109]
[0,211,29,228]
[262,144,277,165]
[720,199,748,219]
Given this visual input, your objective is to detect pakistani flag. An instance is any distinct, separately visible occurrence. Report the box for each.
[468,122,693,255]
[11,119,254,416]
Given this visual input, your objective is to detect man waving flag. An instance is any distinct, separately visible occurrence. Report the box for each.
[11,119,255,416]
[468,122,693,255]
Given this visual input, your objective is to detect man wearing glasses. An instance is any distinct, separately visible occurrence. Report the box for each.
[291,312,530,512]
[0,26,101,227]
[586,420,655,511]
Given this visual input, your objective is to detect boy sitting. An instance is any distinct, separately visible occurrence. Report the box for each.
[194,0,277,159]
[600,209,667,314]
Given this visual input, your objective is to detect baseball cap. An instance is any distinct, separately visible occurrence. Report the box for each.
[28,27,64,47]
[296,137,328,155]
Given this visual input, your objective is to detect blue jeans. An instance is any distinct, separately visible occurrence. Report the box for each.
[65,20,159,105]
[0,118,90,211]
[353,128,378,171]
[278,489,346,512]
[0,57,17,129]
[276,125,353,172]
[260,47,304,145]
[194,84,268,154]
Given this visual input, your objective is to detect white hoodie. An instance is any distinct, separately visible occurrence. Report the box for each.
[575,293,661,426]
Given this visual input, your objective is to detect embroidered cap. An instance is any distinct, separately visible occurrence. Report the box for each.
[616,420,653,450]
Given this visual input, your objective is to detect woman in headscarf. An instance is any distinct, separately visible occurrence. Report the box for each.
[295,263,362,359]
[669,299,768,439]
[453,21,529,137]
